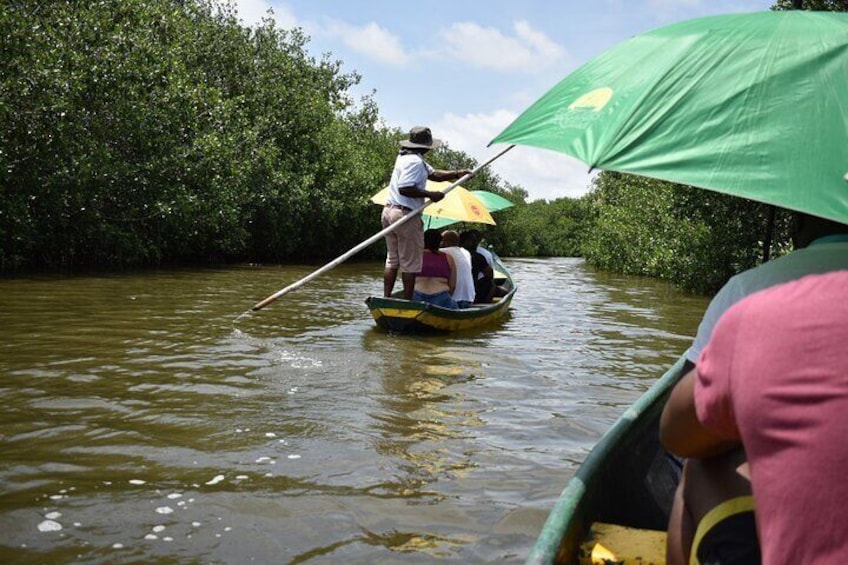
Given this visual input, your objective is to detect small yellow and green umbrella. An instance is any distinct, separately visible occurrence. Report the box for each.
[420,189,516,230]
[490,11,848,224]
[371,181,496,228]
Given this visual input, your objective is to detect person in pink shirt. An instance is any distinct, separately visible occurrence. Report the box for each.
[661,270,848,564]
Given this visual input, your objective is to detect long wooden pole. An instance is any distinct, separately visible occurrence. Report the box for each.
[250,144,515,311]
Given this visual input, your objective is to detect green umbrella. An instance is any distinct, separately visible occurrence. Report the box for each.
[469,191,515,213]
[490,11,848,224]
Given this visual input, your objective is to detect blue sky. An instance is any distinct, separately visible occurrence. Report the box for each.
[232,0,771,201]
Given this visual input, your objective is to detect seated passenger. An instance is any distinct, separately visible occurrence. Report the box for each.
[460,230,507,303]
[661,212,848,564]
[465,228,495,267]
[660,271,848,564]
[413,229,458,309]
[439,230,475,308]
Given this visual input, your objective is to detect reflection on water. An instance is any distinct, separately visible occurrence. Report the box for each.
[0,259,708,563]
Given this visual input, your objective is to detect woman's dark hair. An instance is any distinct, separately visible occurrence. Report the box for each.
[424,229,442,252]
[459,230,475,250]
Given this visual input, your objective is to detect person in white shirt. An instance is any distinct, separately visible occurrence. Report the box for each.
[439,230,475,308]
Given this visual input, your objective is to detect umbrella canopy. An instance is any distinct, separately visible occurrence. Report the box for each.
[469,191,515,213]
[422,190,515,230]
[490,11,848,225]
[371,181,496,227]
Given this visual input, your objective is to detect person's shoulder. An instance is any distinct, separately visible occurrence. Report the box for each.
[714,272,848,346]
[748,270,848,309]
[445,246,472,264]
[725,245,843,292]
[396,152,426,166]
[719,252,795,290]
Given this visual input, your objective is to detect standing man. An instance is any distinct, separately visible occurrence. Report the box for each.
[460,229,509,303]
[382,126,473,299]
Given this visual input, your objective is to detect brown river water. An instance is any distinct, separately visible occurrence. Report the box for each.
[0,258,709,564]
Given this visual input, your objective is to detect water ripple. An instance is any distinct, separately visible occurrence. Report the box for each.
[0,259,708,563]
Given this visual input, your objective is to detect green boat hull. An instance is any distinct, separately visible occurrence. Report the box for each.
[365,289,515,333]
[526,358,688,564]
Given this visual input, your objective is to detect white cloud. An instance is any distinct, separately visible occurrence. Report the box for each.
[230,0,297,29]
[224,4,586,199]
[433,111,594,201]
[323,21,411,66]
[436,20,566,73]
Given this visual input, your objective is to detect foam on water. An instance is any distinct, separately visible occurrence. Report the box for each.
[37,520,62,532]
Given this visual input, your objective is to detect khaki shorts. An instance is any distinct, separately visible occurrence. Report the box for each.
[382,205,423,273]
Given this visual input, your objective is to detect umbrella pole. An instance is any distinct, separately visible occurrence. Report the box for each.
[249,144,515,311]
[762,205,776,262]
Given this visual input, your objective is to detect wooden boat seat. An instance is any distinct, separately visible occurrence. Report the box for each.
[579,522,666,565]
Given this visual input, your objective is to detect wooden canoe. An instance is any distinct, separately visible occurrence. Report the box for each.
[526,357,688,564]
[365,253,516,333]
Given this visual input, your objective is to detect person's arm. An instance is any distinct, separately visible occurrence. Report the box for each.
[660,369,739,459]
[398,183,447,202]
[445,253,456,293]
[483,263,494,281]
[399,168,472,201]
[429,168,472,183]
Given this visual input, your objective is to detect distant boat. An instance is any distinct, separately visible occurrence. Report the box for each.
[525,358,687,564]
[365,251,516,333]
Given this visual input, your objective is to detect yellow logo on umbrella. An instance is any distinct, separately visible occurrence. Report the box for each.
[569,87,613,111]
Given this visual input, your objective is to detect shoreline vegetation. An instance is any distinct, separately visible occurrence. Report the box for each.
[4,0,830,295]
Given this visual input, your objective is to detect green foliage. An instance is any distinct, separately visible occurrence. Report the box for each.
[771,0,848,10]
[2,0,832,297]
[483,195,586,257]
[0,0,395,270]
[580,172,793,294]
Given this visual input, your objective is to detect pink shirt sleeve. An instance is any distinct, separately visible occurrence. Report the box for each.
[694,301,745,441]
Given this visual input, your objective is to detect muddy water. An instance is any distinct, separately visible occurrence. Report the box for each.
[0,258,708,563]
